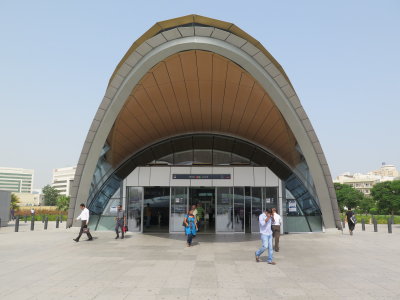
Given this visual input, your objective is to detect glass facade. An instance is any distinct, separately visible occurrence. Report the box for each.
[86,134,323,233]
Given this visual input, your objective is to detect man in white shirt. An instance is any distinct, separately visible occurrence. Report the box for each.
[73,203,93,242]
[255,208,276,265]
[271,207,282,252]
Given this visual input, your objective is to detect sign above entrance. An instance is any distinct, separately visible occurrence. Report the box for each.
[172,174,231,180]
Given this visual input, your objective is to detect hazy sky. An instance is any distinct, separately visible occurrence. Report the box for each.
[0,1,399,189]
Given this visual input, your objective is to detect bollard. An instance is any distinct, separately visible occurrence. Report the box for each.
[42,215,45,223]
[24,215,28,223]
[56,216,59,228]
[60,215,63,223]
[362,219,365,231]
[373,218,378,232]
[15,216,20,232]
[44,217,48,230]
[388,218,392,234]
[30,216,35,231]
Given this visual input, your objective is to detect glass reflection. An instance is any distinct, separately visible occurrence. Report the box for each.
[127,187,143,232]
[251,187,262,233]
[170,187,188,232]
[216,187,234,232]
[233,187,245,232]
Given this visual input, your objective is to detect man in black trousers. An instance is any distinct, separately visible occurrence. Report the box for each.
[73,203,93,242]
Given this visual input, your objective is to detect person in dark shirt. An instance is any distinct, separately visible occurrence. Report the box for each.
[345,208,356,236]
[115,205,126,239]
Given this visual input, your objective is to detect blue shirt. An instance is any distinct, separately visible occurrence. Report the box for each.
[259,213,272,235]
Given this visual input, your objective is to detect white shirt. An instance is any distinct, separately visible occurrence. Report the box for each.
[77,207,90,222]
[258,213,272,235]
[272,213,282,226]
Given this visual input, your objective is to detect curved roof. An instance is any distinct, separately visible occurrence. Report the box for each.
[107,50,299,169]
[68,14,341,230]
[109,14,291,87]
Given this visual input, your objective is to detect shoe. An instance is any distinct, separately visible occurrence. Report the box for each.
[267,261,276,265]
[88,238,93,241]
[73,238,79,242]
[275,249,279,252]
[121,236,124,239]
[115,236,119,239]
[255,253,260,262]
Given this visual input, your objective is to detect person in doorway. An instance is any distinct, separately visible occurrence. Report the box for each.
[191,204,198,220]
[255,208,276,265]
[73,203,93,242]
[271,207,282,252]
[184,209,198,247]
[144,204,152,228]
[346,207,356,235]
[115,205,126,239]
[196,203,204,231]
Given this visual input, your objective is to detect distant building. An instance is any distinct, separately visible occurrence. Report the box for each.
[370,164,399,177]
[0,167,34,193]
[14,192,41,206]
[335,164,399,196]
[52,166,76,196]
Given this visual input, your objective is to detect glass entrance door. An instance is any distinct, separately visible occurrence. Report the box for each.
[233,187,245,233]
[170,187,188,232]
[216,187,234,232]
[189,187,215,234]
[126,187,143,232]
[143,187,170,233]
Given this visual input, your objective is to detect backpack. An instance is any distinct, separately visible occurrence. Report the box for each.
[350,215,357,224]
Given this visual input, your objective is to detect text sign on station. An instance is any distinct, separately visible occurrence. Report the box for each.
[172,174,231,180]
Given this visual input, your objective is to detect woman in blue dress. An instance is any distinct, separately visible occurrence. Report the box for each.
[184,209,198,247]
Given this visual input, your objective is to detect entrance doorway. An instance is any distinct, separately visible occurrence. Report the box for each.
[143,187,170,233]
[189,187,215,234]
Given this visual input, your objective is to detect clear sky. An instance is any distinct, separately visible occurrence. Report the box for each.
[0,0,399,189]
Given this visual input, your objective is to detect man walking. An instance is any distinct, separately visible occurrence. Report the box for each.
[255,208,276,265]
[271,207,282,252]
[73,203,93,242]
[115,205,126,239]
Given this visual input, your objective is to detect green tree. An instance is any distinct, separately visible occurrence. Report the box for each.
[10,193,20,210]
[358,196,376,214]
[334,183,364,212]
[371,180,400,215]
[42,185,60,206]
[56,195,70,212]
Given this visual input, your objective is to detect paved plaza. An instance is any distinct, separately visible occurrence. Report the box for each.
[1,222,400,299]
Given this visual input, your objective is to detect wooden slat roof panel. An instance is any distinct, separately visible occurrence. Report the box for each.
[108,50,299,168]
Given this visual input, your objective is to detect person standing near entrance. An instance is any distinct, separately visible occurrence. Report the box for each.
[144,204,152,228]
[73,203,93,242]
[271,207,282,252]
[184,209,198,247]
[115,205,126,239]
[255,208,276,264]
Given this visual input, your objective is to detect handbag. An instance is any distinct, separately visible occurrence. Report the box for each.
[83,227,90,233]
[123,225,128,232]
[350,215,357,224]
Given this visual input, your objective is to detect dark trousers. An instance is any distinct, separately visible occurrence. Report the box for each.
[272,225,280,251]
[115,220,124,237]
[187,233,193,245]
[76,221,92,241]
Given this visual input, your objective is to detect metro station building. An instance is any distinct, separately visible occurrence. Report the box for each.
[67,15,341,234]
